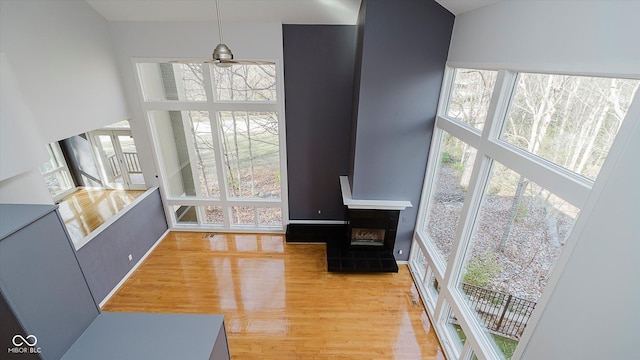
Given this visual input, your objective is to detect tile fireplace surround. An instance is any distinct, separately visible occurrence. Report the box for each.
[323,177,413,273]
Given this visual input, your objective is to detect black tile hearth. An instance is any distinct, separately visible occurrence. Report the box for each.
[326,238,398,273]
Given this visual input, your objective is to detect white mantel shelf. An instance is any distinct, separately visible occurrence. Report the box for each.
[339,176,413,211]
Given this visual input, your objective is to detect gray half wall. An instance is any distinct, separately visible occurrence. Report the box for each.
[283,25,357,220]
[76,188,168,303]
[350,0,454,260]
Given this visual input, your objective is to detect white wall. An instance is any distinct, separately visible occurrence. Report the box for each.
[0,53,48,183]
[0,0,128,142]
[0,0,129,203]
[448,0,640,77]
[107,21,285,188]
[0,171,52,205]
[448,1,640,358]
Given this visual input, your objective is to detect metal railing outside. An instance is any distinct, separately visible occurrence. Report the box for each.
[107,152,142,177]
[461,283,536,340]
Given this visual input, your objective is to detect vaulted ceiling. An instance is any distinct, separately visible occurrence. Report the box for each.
[85,0,501,24]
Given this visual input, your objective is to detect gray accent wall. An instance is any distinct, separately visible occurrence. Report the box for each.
[76,188,168,303]
[349,0,454,259]
[283,25,357,220]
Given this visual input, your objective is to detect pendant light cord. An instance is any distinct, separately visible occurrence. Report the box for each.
[215,0,224,44]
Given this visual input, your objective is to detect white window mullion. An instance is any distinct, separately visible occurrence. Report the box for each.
[141,101,208,112]
[482,70,519,142]
[442,154,493,290]
[182,111,206,226]
[436,116,482,148]
[205,64,232,229]
[214,102,279,112]
[439,69,518,360]
[181,111,205,198]
[484,140,592,208]
[276,68,289,230]
[436,67,456,117]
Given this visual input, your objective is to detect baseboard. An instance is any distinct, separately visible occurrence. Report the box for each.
[99,229,170,308]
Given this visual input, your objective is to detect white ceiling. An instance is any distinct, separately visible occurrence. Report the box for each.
[434,0,501,15]
[86,0,501,24]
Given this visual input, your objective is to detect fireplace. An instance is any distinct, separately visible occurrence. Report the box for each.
[325,176,412,273]
[351,228,385,246]
[347,209,399,251]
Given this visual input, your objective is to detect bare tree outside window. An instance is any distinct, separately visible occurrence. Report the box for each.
[446,68,498,130]
[502,74,639,180]
[214,64,277,102]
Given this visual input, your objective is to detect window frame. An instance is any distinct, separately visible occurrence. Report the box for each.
[40,142,75,201]
[410,64,640,359]
[133,58,289,233]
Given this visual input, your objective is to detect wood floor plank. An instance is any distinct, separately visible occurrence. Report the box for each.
[57,188,145,241]
[103,232,445,359]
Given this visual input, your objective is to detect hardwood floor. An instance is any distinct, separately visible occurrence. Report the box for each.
[103,232,445,359]
[57,188,145,242]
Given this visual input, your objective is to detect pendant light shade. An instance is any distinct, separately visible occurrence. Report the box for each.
[213,43,233,61]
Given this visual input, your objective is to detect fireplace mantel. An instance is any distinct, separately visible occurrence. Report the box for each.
[339,176,412,211]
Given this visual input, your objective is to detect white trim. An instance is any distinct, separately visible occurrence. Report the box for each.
[339,176,413,210]
[141,101,278,112]
[164,197,282,207]
[169,226,285,235]
[445,61,640,80]
[99,228,169,308]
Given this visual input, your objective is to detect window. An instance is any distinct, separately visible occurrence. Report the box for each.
[501,73,638,180]
[446,68,498,130]
[137,61,286,231]
[89,125,145,190]
[213,64,277,101]
[40,142,74,200]
[420,131,477,271]
[410,67,639,360]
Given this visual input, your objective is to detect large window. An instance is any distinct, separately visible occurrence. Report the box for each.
[410,68,639,360]
[40,142,74,200]
[137,61,286,231]
[89,121,145,190]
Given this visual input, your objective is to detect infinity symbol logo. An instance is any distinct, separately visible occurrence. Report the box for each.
[12,335,37,347]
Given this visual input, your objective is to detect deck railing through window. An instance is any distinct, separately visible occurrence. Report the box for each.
[107,152,141,177]
[461,283,536,340]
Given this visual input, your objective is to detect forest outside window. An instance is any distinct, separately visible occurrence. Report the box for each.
[500,73,639,180]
